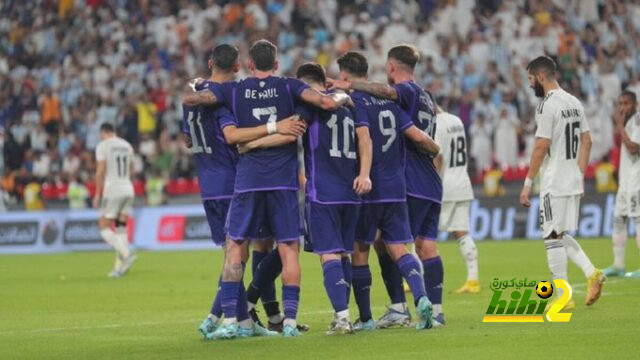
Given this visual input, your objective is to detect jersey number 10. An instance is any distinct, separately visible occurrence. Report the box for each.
[564,121,580,160]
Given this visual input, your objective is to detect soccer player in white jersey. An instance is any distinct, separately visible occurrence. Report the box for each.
[433,107,479,293]
[93,123,137,277]
[603,90,640,278]
[519,56,605,308]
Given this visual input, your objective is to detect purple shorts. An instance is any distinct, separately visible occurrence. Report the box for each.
[203,198,231,245]
[408,196,441,241]
[226,190,300,243]
[305,201,360,254]
[356,202,413,245]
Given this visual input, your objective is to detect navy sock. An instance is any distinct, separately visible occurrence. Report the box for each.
[322,260,349,313]
[422,256,444,305]
[378,252,406,304]
[220,281,241,320]
[341,257,352,305]
[282,285,300,320]
[253,250,277,306]
[351,265,372,322]
[210,276,222,317]
[397,254,426,304]
[247,250,282,304]
[237,280,249,322]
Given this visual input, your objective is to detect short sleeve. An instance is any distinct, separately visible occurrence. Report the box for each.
[392,82,414,110]
[535,107,554,139]
[396,107,413,131]
[95,143,105,161]
[353,97,369,128]
[217,106,237,130]
[629,114,640,144]
[181,105,193,135]
[434,115,448,148]
[207,82,230,107]
[295,104,314,123]
[286,78,311,99]
[579,104,590,133]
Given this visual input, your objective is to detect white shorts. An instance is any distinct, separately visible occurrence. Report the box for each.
[438,200,471,232]
[613,190,640,218]
[100,196,134,220]
[539,193,580,238]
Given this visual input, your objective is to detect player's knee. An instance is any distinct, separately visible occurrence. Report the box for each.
[416,238,438,259]
[613,216,627,235]
[373,239,387,255]
[386,243,408,262]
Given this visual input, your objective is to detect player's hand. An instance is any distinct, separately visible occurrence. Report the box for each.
[92,196,101,209]
[345,96,355,108]
[519,186,531,208]
[237,142,252,155]
[276,115,307,137]
[353,175,372,196]
[184,134,193,149]
[613,106,625,129]
[326,78,351,91]
[188,77,205,91]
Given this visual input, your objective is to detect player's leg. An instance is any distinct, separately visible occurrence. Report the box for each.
[628,218,640,277]
[351,204,375,331]
[540,194,569,299]
[451,201,479,294]
[605,191,629,276]
[250,238,283,326]
[115,197,136,275]
[373,234,410,328]
[411,198,444,325]
[382,202,432,330]
[98,197,129,277]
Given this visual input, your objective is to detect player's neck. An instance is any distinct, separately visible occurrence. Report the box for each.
[543,81,560,96]
[252,70,275,79]
[210,71,234,83]
[310,83,325,92]
[393,73,414,84]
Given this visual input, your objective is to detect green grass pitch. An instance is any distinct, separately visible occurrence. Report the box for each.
[1,238,638,359]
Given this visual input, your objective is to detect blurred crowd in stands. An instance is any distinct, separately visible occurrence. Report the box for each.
[1,0,638,209]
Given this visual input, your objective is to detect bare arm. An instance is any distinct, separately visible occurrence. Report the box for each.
[353,126,372,195]
[237,134,297,154]
[520,137,550,207]
[222,115,306,144]
[93,160,106,208]
[617,119,640,155]
[577,131,592,174]
[181,80,218,106]
[299,88,351,111]
[130,160,136,183]
[403,125,440,156]
[433,154,443,173]
[327,78,398,101]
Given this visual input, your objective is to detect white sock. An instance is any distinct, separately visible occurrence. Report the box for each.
[432,304,443,317]
[411,244,423,275]
[100,228,129,258]
[115,226,131,258]
[457,234,479,281]
[612,216,628,269]
[336,309,350,321]
[239,318,252,329]
[283,318,297,328]
[268,314,283,324]
[563,234,596,278]
[248,302,256,312]
[114,253,123,271]
[222,317,236,325]
[390,303,407,312]
[545,239,568,298]
[635,222,640,254]
[208,314,220,324]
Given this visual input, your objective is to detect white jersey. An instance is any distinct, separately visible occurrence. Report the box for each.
[95,136,134,199]
[535,88,590,196]
[435,112,474,202]
[619,112,640,193]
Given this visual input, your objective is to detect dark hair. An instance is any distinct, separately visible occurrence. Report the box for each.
[210,44,239,71]
[388,44,420,70]
[249,39,277,71]
[296,62,326,84]
[336,51,368,77]
[621,89,637,103]
[526,56,557,77]
[100,122,115,133]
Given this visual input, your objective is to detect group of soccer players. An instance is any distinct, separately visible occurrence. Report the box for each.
[178,39,481,339]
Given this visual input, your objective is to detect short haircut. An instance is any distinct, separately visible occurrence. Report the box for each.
[296,62,326,84]
[388,44,420,70]
[526,55,557,77]
[210,44,239,71]
[100,122,115,133]
[336,51,368,77]
[249,39,277,71]
[621,89,637,103]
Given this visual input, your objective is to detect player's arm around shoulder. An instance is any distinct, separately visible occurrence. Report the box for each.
[181,79,218,106]
[327,78,398,101]
[404,124,440,157]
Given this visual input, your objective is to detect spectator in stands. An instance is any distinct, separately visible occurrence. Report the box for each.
[470,111,493,173]
[68,174,89,209]
[40,87,62,137]
[493,105,519,169]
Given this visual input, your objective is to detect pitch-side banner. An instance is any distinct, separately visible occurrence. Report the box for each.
[0,194,635,254]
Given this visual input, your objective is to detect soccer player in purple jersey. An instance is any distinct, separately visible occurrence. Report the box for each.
[183,39,351,338]
[334,52,440,331]
[294,62,372,334]
[329,45,447,327]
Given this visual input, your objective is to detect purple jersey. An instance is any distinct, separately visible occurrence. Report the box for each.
[393,81,443,202]
[351,91,412,202]
[209,77,309,192]
[297,99,366,204]
[181,92,238,199]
